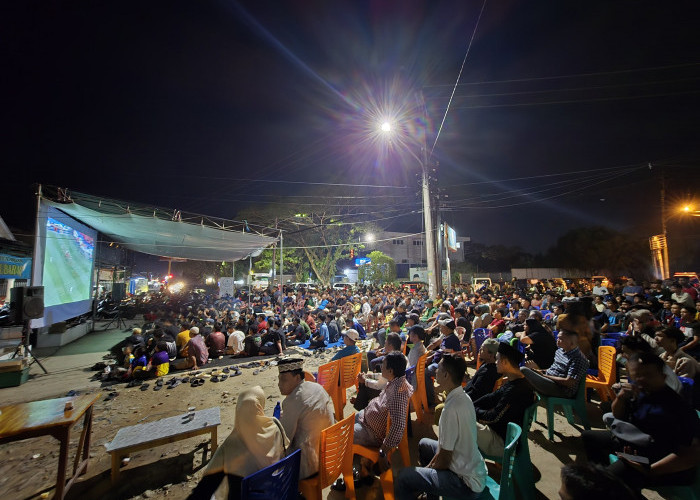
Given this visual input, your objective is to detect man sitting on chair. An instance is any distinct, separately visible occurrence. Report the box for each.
[352,351,413,484]
[395,355,487,500]
[464,338,501,402]
[277,357,335,479]
[521,329,588,398]
[473,342,534,456]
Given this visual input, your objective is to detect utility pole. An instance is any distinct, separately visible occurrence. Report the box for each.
[660,165,670,279]
[418,91,440,299]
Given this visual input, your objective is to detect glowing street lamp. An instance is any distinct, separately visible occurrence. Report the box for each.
[378,106,440,299]
[364,233,375,243]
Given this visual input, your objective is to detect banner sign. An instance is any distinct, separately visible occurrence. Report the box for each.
[219,277,236,297]
[355,257,371,266]
[0,253,32,279]
[445,225,458,252]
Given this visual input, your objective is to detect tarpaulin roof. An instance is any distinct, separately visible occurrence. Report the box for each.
[44,199,277,262]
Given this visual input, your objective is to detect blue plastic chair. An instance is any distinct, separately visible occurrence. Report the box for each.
[481,399,539,500]
[678,376,694,406]
[241,449,301,500]
[539,377,591,440]
[447,422,522,500]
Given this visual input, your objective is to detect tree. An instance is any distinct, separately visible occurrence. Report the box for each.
[252,247,309,281]
[358,250,396,285]
[237,197,380,287]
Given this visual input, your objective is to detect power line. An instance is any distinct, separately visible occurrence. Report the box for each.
[449,89,700,110]
[429,0,488,159]
[424,62,700,88]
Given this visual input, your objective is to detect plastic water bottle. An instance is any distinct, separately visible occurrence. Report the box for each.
[273,401,281,419]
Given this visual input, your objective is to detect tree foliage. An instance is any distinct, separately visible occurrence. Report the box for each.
[358,250,397,284]
[237,197,380,286]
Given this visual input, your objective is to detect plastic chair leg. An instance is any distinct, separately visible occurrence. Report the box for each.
[378,467,395,500]
[546,403,555,441]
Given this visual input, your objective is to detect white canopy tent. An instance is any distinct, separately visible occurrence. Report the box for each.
[43,199,277,262]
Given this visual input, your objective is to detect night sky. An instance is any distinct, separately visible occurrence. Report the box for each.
[4,0,699,254]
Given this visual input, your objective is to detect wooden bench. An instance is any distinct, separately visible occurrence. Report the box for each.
[105,406,221,483]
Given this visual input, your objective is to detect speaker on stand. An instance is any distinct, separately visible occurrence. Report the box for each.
[10,286,48,374]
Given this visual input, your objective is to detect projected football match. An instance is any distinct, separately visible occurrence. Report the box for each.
[43,215,95,307]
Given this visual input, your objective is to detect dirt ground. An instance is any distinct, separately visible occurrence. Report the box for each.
[0,321,664,500]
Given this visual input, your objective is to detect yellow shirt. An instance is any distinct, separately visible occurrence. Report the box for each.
[176,330,191,356]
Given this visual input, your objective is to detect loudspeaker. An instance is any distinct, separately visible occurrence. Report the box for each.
[112,282,126,301]
[10,286,45,322]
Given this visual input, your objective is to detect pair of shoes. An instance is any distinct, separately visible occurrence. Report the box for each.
[167,379,181,389]
[140,383,150,391]
[191,378,205,387]
[211,376,220,383]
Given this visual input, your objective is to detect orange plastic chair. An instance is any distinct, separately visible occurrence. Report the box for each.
[410,353,429,424]
[299,413,356,500]
[316,360,342,420]
[352,404,411,500]
[586,345,617,402]
[304,371,316,382]
[492,376,506,392]
[338,353,362,417]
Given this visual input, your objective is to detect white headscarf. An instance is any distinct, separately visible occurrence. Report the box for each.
[205,385,289,477]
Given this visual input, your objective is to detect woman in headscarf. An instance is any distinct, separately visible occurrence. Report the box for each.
[189,385,289,500]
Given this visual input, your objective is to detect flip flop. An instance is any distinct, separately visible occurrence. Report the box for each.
[168,379,181,389]
[181,377,190,383]
[155,379,164,386]
[140,383,150,391]
[211,376,219,383]
[191,379,200,387]
[222,367,230,374]
[198,378,206,385]
[154,384,162,391]
[219,374,228,381]
[104,391,119,401]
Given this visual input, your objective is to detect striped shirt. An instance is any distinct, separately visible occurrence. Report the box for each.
[359,375,413,449]
[545,347,589,397]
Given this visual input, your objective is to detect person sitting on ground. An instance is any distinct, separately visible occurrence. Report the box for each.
[206,321,226,358]
[189,385,289,500]
[582,352,700,495]
[327,312,341,343]
[425,318,462,407]
[285,317,307,346]
[124,345,148,379]
[473,342,535,456]
[308,312,328,349]
[521,329,589,398]
[331,328,361,361]
[517,318,557,370]
[558,463,636,500]
[277,357,335,479]
[464,338,501,402]
[394,355,487,500]
[225,322,245,355]
[175,322,192,358]
[171,326,208,370]
[349,351,413,487]
[655,326,699,380]
[139,341,170,378]
[259,324,285,355]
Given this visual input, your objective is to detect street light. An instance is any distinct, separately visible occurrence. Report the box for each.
[364,233,375,243]
[379,99,440,299]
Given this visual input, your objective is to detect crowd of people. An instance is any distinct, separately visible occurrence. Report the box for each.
[108,275,700,499]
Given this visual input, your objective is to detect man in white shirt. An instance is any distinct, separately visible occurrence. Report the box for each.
[395,355,487,500]
[225,322,245,355]
[592,280,609,297]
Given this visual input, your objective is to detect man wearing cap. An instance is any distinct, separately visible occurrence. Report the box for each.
[425,318,462,406]
[420,299,438,323]
[473,342,535,456]
[332,329,361,361]
[277,357,335,479]
[464,338,501,402]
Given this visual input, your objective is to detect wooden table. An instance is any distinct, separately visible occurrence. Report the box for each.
[0,393,101,499]
[105,406,220,483]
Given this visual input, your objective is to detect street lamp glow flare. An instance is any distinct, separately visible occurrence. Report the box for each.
[380,122,391,133]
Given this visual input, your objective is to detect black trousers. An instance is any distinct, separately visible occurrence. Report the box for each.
[582,430,695,492]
